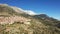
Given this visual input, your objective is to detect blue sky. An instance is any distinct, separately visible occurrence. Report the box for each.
[0,0,60,19]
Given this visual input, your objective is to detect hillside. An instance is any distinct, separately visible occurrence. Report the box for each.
[0,4,60,34]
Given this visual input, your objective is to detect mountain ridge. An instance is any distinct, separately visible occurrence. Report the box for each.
[0,4,60,34]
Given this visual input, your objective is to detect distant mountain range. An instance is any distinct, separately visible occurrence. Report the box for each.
[0,4,60,34]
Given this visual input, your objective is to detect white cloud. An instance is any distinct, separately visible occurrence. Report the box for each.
[17,7,24,11]
[24,10,37,15]
[11,7,37,15]
[14,8,36,15]
[16,7,37,15]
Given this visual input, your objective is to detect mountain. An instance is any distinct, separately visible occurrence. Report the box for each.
[33,14,60,27]
[0,4,60,34]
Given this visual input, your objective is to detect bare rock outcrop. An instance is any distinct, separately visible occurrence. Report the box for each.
[0,16,31,24]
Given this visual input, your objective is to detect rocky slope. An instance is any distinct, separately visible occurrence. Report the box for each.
[0,4,60,34]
